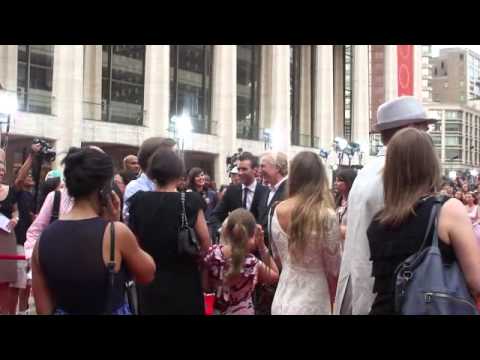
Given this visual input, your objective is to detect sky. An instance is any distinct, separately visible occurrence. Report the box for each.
[432,45,480,56]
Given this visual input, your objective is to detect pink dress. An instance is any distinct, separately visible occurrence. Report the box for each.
[466,205,480,246]
[204,245,258,315]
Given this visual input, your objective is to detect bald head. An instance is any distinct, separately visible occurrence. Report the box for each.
[123,154,140,173]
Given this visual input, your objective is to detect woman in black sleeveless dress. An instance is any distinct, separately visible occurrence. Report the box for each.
[31,147,155,314]
[129,149,211,315]
[367,128,480,315]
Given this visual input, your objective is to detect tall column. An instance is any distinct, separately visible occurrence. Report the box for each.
[0,45,17,92]
[333,45,345,137]
[143,45,170,138]
[212,45,237,184]
[269,45,291,153]
[83,45,102,120]
[299,46,312,139]
[259,46,271,131]
[384,45,398,101]
[315,45,334,150]
[315,45,335,186]
[352,45,370,155]
[52,45,84,166]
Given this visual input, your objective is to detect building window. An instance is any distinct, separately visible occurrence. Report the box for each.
[102,45,145,125]
[237,45,261,140]
[290,45,301,146]
[17,45,54,114]
[445,110,463,120]
[446,123,462,132]
[290,46,317,148]
[445,136,462,146]
[333,45,354,141]
[170,45,213,135]
[446,149,462,161]
[428,110,442,119]
[431,135,441,145]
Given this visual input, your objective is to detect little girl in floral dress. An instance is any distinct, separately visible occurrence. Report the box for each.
[203,209,279,315]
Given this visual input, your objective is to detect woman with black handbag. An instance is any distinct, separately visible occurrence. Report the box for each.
[31,147,156,315]
[128,149,211,315]
[367,128,480,315]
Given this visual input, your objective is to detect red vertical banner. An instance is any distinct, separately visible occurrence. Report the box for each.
[397,45,414,96]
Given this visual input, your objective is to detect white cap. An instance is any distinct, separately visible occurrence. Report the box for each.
[230,166,239,175]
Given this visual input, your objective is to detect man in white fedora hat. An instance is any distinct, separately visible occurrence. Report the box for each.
[334,96,438,315]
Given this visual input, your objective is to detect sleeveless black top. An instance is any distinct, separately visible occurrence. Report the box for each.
[128,191,206,315]
[367,196,455,315]
[39,217,128,314]
[0,186,17,219]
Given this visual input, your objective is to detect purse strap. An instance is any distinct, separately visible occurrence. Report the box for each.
[105,221,116,314]
[180,192,188,228]
[409,195,447,264]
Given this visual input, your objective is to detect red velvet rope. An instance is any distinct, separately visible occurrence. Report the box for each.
[0,254,26,260]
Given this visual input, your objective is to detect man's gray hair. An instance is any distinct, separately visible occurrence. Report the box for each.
[261,151,288,176]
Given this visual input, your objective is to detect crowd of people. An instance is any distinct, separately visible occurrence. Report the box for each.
[1,96,480,315]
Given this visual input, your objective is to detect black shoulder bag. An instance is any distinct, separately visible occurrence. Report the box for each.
[104,222,137,315]
[49,190,61,224]
[178,192,200,257]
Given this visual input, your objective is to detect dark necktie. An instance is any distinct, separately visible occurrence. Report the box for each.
[242,187,250,209]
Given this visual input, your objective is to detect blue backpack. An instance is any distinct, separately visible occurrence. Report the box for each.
[394,196,479,315]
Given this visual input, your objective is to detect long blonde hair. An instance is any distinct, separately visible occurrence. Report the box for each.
[287,151,335,261]
[378,127,440,226]
[222,209,257,279]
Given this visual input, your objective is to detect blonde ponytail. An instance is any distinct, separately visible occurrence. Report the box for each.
[223,209,257,280]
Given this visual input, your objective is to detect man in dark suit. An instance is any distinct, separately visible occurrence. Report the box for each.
[258,151,289,235]
[254,151,289,315]
[209,152,269,235]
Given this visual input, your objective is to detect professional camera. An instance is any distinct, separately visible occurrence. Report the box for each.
[32,138,56,162]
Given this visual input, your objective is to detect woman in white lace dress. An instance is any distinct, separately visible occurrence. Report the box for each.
[270,151,342,315]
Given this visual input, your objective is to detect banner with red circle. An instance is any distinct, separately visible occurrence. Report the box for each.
[397,45,414,96]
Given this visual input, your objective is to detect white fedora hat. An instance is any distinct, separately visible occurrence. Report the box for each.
[376,96,438,132]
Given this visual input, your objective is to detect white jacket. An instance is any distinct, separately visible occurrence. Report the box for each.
[334,154,385,315]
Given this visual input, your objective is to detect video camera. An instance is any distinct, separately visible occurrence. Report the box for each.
[32,138,56,162]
